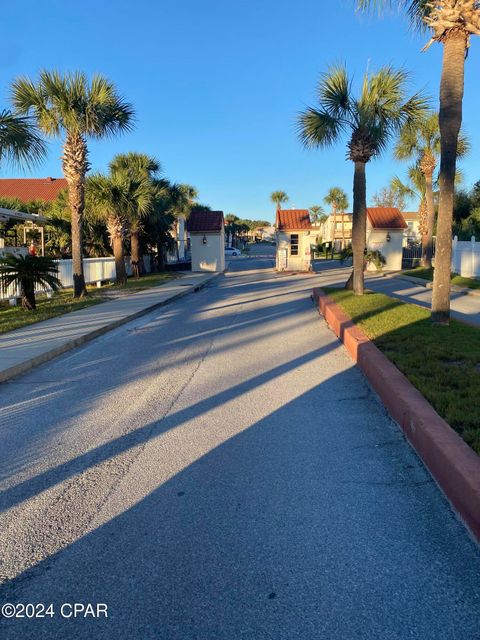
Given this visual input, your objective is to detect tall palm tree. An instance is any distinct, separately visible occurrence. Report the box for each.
[0,110,45,168]
[87,170,153,285]
[109,153,160,277]
[298,65,428,294]
[324,187,349,249]
[270,191,289,213]
[11,71,134,297]
[356,1,479,321]
[395,110,469,267]
[0,255,60,310]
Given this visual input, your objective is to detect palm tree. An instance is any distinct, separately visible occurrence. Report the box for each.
[270,191,289,213]
[324,187,349,250]
[87,170,153,285]
[0,255,60,310]
[309,205,326,224]
[356,1,479,321]
[0,110,45,168]
[395,111,469,267]
[392,166,428,246]
[12,71,134,298]
[298,65,428,294]
[109,153,160,277]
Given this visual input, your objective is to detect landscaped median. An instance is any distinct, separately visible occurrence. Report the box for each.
[312,286,480,542]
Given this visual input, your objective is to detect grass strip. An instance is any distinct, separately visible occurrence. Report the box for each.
[324,287,480,455]
[0,272,178,334]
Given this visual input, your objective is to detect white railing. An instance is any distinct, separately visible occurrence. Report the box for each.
[452,236,480,279]
[0,255,152,301]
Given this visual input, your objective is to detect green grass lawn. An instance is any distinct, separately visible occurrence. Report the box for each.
[325,288,480,455]
[0,272,179,334]
[403,267,480,290]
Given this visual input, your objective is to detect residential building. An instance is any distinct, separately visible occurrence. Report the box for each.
[0,177,67,202]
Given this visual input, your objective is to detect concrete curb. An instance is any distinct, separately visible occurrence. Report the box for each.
[312,286,480,543]
[0,273,221,384]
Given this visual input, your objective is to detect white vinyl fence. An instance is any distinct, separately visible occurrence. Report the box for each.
[0,255,152,301]
[451,236,480,279]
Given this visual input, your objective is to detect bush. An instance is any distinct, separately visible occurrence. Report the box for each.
[365,249,386,271]
[339,246,353,264]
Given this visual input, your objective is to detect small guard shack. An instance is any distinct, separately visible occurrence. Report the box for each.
[366,207,407,272]
[275,209,312,272]
[188,208,225,273]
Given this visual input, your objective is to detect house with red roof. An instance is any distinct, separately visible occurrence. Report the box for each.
[187,208,225,272]
[366,207,407,271]
[275,209,312,271]
[0,177,67,203]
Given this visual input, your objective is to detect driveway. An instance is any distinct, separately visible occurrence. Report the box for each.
[0,259,479,639]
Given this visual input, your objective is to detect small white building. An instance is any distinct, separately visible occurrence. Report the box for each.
[366,207,407,272]
[275,209,312,272]
[188,209,225,273]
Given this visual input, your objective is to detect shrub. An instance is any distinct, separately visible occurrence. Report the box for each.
[365,249,386,271]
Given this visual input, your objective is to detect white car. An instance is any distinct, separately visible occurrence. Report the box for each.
[225,247,242,257]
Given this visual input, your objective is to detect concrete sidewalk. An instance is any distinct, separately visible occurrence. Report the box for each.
[0,271,222,383]
[365,272,480,327]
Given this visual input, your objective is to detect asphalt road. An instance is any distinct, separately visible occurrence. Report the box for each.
[0,257,479,639]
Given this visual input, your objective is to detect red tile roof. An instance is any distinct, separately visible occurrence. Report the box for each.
[0,178,68,203]
[367,207,407,229]
[187,209,224,233]
[402,211,419,220]
[276,209,311,231]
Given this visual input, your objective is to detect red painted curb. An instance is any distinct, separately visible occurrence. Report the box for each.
[313,287,480,542]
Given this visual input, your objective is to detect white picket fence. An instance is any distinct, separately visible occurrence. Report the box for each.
[451,236,480,279]
[0,255,152,301]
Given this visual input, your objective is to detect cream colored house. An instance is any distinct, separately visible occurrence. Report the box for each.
[275,209,312,272]
[366,207,407,272]
[188,209,225,272]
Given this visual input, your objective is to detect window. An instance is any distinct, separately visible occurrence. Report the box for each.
[290,234,299,256]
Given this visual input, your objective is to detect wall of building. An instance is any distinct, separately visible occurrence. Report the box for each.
[367,229,403,271]
[191,229,225,272]
[276,230,312,271]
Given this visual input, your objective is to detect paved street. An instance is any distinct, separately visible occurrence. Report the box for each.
[0,256,479,639]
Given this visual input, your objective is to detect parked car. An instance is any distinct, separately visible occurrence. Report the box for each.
[225,247,242,257]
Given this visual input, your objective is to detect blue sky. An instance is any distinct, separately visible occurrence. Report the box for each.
[2,0,479,222]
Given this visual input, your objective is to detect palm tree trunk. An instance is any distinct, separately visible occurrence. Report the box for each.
[346,161,367,295]
[112,234,127,286]
[431,32,466,324]
[107,216,127,286]
[157,241,166,271]
[63,133,88,298]
[21,279,36,310]
[423,170,435,268]
[131,230,143,278]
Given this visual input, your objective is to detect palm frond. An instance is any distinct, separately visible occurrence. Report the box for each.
[355,1,431,32]
[317,65,351,117]
[297,107,343,149]
[0,110,46,168]
[11,70,135,140]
